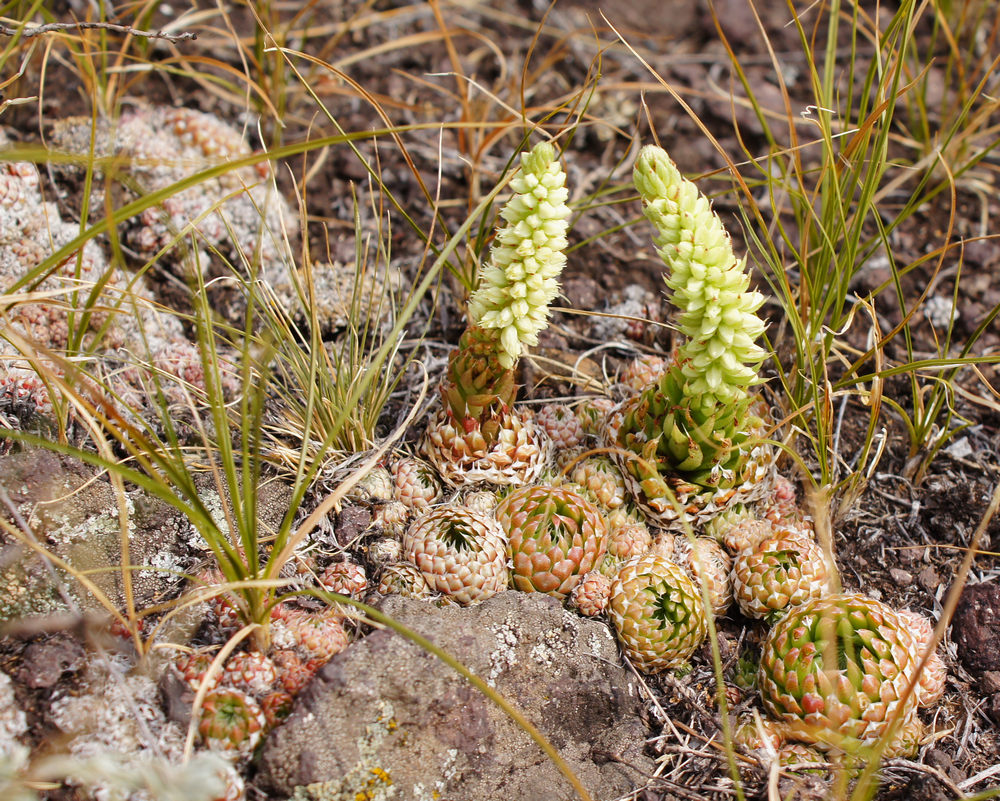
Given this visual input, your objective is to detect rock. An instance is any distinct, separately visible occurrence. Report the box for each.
[257,592,655,800]
[950,582,1000,674]
[988,692,1000,727]
[17,634,85,689]
[984,671,1000,694]
[894,772,958,801]
[917,565,941,593]
[889,568,913,586]
[335,505,371,547]
[0,447,294,624]
[0,448,190,622]
[925,747,966,784]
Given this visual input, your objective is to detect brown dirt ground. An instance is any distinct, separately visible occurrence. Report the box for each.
[2,1,1000,799]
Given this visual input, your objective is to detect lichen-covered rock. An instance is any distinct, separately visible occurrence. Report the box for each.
[0,448,189,622]
[256,592,655,800]
[0,448,293,626]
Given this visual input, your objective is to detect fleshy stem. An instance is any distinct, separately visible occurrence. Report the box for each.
[440,141,570,430]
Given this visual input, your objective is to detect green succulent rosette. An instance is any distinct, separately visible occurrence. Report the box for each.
[608,552,708,672]
[758,593,923,753]
[496,483,608,598]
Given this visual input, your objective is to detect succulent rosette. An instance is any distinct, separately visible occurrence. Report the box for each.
[758,593,925,752]
[609,145,775,530]
[345,465,394,504]
[376,561,435,599]
[882,713,926,758]
[606,519,653,562]
[423,406,549,488]
[392,456,443,514]
[619,353,668,394]
[371,499,409,538]
[535,403,586,450]
[175,651,221,693]
[402,506,509,605]
[667,535,734,618]
[732,529,829,620]
[319,560,368,599]
[569,455,628,510]
[569,570,612,616]
[220,651,278,697]
[576,396,616,436]
[283,609,351,661]
[496,484,608,598]
[198,687,266,759]
[609,552,708,672]
[423,141,569,487]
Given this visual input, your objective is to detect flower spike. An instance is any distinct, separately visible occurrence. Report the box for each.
[469,141,570,369]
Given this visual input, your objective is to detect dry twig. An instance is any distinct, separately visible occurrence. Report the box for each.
[0,21,196,42]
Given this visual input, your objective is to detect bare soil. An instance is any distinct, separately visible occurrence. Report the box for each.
[2,1,1000,799]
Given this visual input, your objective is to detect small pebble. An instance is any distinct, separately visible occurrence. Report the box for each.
[890,568,913,586]
[983,670,1000,694]
[918,565,941,593]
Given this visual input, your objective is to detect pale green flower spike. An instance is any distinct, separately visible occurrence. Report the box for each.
[469,141,570,369]
[633,145,766,408]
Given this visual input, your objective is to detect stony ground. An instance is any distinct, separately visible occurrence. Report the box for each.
[1,1,999,800]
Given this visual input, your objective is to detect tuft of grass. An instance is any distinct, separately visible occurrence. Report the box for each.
[262,183,409,475]
[705,0,1000,509]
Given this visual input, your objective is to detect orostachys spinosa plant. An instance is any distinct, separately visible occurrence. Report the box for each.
[608,144,775,529]
[423,141,569,487]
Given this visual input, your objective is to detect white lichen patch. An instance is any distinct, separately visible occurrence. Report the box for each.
[411,747,462,801]
[142,549,186,580]
[587,627,616,660]
[0,672,26,757]
[488,617,520,686]
[529,627,572,669]
[289,699,400,801]
[182,487,233,551]
[37,504,119,547]
[48,661,189,800]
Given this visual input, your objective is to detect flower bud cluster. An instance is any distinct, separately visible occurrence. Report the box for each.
[633,145,766,408]
[469,142,570,369]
